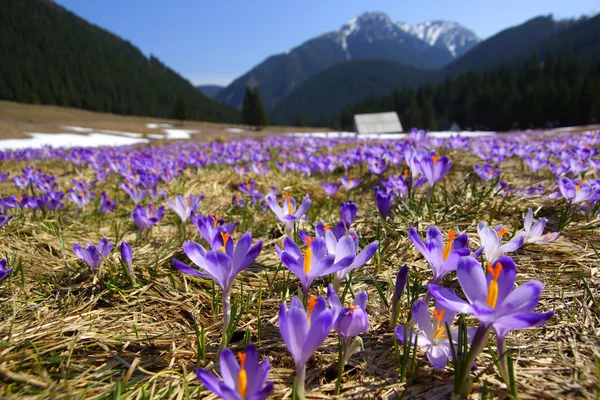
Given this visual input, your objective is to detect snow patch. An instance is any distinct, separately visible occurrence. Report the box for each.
[163,129,199,140]
[146,123,174,129]
[0,133,148,150]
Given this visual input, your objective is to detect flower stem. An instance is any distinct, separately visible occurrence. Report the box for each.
[496,335,510,385]
[296,364,306,400]
[456,325,491,398]
[334,337,344,395]
[219,291,231,351]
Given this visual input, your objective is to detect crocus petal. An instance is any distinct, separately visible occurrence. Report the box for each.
[194,368,224,398]
[497,232,525,255]
[499,280,544,316]
[300,309,333,367]
[493,311,554,339]
[354,290,368,309]
[489,256,516,305]
[427,345,449,369]
[172,259,207,277]
[183,241,207,267]
[428,284,474,314]
[220,348,242,390]
[411,300,433,340]
[457,256,488,304]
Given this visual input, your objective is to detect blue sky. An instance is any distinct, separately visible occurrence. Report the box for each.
[55,0,597,87]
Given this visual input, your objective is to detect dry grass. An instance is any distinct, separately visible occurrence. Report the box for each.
[0,128,599,399]
[0,100,330,140]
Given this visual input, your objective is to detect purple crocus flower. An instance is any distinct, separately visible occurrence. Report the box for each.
[0,212,13,228]
[67,188,96,210]
[73,238,113,272]
[395,300,476,369]
[314,221,346,240]
[556,178,598,204]
[195,343,273,400]
[173,232,262,335]
[374,186,393,220]
[340,200,358,230]
[45,190,65,211]
[522,208,559,244]
[390,264,408,326]
[120,182,147,204]
[0,172,9,182]
[98,192,116,214]
[191,213,236,244]
[408,226,470,283]
[322,182,340,198]
[415,154,452,187]
[324,230,378,291]
[238,180,257,196]
[278,296,333,399]
[476,222,525,263]
[120,241,134,280]
[474,164,500,182]
[429,256,553,376]
[341,175,362,191]
[267,193,311,236]
[276,236,351,298]
[327,284,369,364]
[0,259,13,282]
[167,194,203,222]
[131,204,165,236]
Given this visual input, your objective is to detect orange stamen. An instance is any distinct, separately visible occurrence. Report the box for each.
[403,169,409,178]
[213,215,219,228]
[220,232,230,253]
[304,237,313,274]
[323,224,331,231]
[496,227,508,238]
[486,262,503,309]
[307,295,317,326]
[237,352,247,398]
[432,156,439,165]
[442,230,456,261]
[432,309,447,341]
[285,193,293,214]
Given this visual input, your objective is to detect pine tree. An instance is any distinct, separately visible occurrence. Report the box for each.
[173,96,187,126]
[242,87,269,129]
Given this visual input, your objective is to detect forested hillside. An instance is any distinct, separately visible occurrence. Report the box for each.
[336,51,600,131]
[0,0,238,122]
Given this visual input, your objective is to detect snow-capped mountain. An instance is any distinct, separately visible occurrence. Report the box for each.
[216,11,479,109]
[400,20,480,57]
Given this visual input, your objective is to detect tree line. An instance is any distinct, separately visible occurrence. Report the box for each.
[334,50,600,131]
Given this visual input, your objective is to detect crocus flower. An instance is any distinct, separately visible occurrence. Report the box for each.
[476,222,525,263]
[408,226,470,283]
[415,153,452,187]
[327,284,369,364]
[168,194,203,222]
[322,182,340,198]
[339,200,358,230]
[374,186,393,220]
[120,182,147,204]
[173,232,262,338]
[73,238,113,272]
[276,236,351,297]
[429,255,553,376]
[0,172,9,182]
[0,212,13,228]
[395,300,476,369]
[67,188,96,210]
[522,208,559,244]
[390,264,408,326]
[279,296,333,399]
[238,180,257,196]
[98,192,116,214]
[557,178,598,204]
[131,204,165,236]
[323,230,378,291]
[120,241,134,281]
[0,259,12,282]
[341,175,362,191]
[195,343,273,400]
[474,164,500,182]
[191,213,236,244]
[267,193,311,236]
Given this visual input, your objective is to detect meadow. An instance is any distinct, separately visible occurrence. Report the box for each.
[0,123,599,399]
